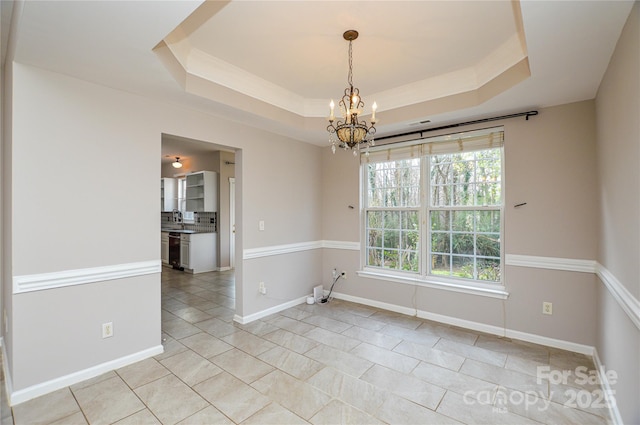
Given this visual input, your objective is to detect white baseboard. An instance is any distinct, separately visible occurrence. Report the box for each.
[328,290,594,355]
[9,344,164,406]
[592,348,623,425]
[217,266,232,272]
[1,338,13,412]
[233,295,309,324]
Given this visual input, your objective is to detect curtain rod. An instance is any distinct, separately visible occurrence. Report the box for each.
[374,110,538,143]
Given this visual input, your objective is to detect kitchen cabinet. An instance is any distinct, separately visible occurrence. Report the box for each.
[185,171,217,212]
[180,235,190,269]
[161,232,169,265]
[180,233,216,273]
[161,178,178,212]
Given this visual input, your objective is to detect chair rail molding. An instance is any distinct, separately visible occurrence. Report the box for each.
[13,260,161,294]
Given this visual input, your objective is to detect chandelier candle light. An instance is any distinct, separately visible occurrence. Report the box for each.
[327,30,377,156]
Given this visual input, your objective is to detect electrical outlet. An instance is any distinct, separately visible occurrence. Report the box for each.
[259,281,267,295]
[102,322,114,338]
[542,302,553,315]
[259,220,265,231]
[332,268,337,278]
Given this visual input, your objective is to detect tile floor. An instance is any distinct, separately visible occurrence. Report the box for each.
[5,268,612,424]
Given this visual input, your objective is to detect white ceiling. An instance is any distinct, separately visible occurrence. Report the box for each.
[2,0,634,157]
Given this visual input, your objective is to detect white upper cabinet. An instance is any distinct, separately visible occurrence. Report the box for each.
[185,171,217,212]
[161,178,178,212]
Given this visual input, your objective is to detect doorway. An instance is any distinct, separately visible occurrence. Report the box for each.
[161,133,240,313]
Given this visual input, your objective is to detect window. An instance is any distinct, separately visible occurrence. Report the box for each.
[362,128,504,291]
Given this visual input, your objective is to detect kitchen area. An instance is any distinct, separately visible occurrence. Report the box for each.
[161,134,236,275]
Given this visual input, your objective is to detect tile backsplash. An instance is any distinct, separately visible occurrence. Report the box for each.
[161,211,217,233]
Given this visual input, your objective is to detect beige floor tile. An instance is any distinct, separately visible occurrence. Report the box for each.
[258,346,324,380]
[195,317,240,338]
[73,376,145,425]
[134,374,209,425]
[154,337,190,361]
[435,338,508,367]
[279,308,314,321]
[11,270,606,425]
[308,399,384,425]
[304,327,361,352]
[266,315,316,335]
[436,389,539,424]
[361,364,446,409]
[497,386,608,425]
[179,332,233,359]
[70,371,117,392]
[160,350,223,386]
[548,382,614,419]
[204,306,235,322]
[220,329,276,356]
[113,409,161,424]
[350,342,420,374]
[378,323,441,347]
[302,314,353,333]
[13,388,81,425]
[210,348,274,383]
[193,372,271,423]
[235,319,280,337]
[307,367,387,414]
[262,329,318,354]
[252,370,332,420]
[505,354,549,377]
[393,339,466,371]
[378,393,464,424]
[412,361,497,397]
[162,316,203,339]
[328,300,378,318]
[305,344,374,378]
[49,411,88,425]
[341,325,402,350]
[475,334,550,364]
[460,358,549,396]
[116,358,170,389]
[331,311,387,331]
[417,321,480,345]
[171,306,213,324]
[242,402,309,424]
[370,310,423,329]
[549,351,600,391]
[176,406,233,425]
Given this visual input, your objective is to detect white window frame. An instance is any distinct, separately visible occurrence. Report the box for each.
[357,127,508,299]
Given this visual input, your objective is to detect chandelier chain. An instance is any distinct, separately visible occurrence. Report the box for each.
[347,40,353,87]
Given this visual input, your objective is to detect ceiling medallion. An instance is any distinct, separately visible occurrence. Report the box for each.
[327,30,377,157]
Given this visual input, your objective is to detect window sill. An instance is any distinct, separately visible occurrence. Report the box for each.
[356,270,510,300]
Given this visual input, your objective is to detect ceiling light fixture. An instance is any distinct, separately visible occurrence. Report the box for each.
[327,30,377,156]
[172,157,183,168]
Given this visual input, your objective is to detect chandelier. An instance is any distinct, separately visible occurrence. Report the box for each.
[327,30,377,156]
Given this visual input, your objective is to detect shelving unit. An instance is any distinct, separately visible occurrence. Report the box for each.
[185,171,217,212]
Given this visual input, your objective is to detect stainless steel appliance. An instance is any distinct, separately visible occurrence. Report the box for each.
[168,232,182,270]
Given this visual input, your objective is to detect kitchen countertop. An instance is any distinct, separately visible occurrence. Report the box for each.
[161,229,214,234]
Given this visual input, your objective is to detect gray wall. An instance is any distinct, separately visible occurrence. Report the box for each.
[322,100,599,345]
[4,61,323,392]
[594,3,640,424]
